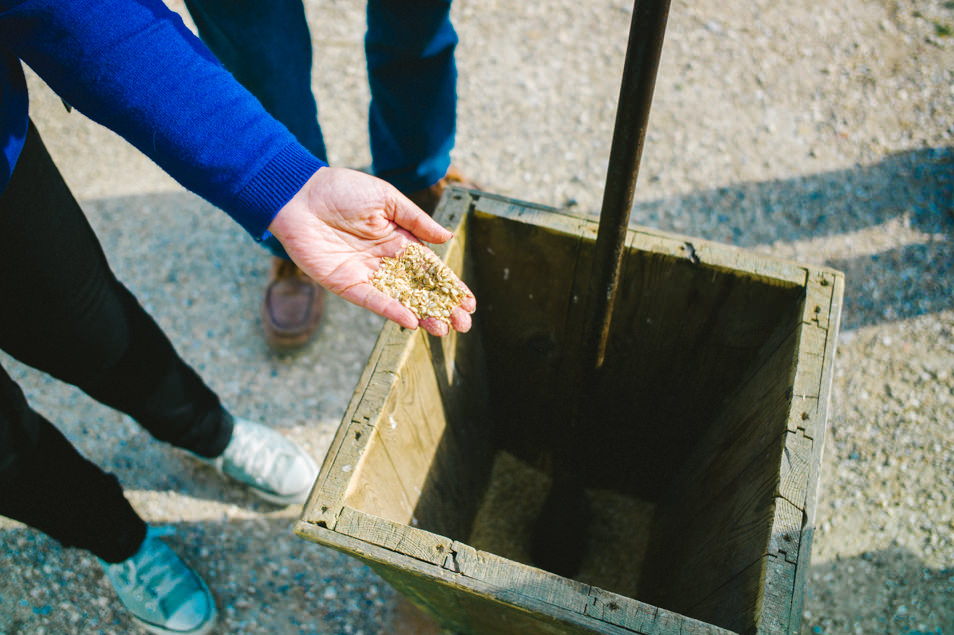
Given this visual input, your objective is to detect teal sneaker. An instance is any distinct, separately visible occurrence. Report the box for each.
[100,526,216,635]
[202,418,318,505]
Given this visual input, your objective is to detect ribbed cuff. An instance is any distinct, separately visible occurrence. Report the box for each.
[230,143,326,240]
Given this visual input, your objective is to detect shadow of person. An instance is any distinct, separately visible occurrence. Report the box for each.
[630,146,952,249]
[802,545,953,634]
[630,146,952,331]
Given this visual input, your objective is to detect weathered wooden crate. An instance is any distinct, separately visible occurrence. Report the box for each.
[295,188,843,635]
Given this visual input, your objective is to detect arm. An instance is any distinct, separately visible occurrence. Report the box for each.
[0,0,474,335]
[0,0,320,238]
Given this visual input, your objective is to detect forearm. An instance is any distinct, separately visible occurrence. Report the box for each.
[0,0,325,238]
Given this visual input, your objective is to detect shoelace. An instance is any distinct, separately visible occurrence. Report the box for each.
[225,425,289,489]
[115,527,197,618]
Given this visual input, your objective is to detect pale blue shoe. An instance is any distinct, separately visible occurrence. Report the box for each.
[100,526,216,635]
[201,417,318,505]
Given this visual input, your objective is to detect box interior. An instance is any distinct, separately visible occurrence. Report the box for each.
[343,211,808,632]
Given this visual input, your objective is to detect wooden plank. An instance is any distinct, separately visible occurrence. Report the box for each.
[303,513,735,634]
[343,422,417,525]
[429,197,470,388]
[796,322,828,358]
[683,556,765,634]
[465,208,588,467]
[389,332,489,539]
[801,270,840,329]
[647,325,799,527]
[684,547,809,634]
[301,419,375,527]
[431,184,473,242]
[449,589,601,635]
[628,230,808,287]
[350,331,447,525]
[335,507,454,567]
[349,336,415,426]
[472,193,597,239]
[296,519,475,634]
[636,315,812,623]
[757,555,799,635]
[451,541,591,613]
[586,588,734,634]
[303,325,416,525]
[345,329,490,538]
[637,324,807,628]
[777,432,813,513]
[786,395,820,438]
[310,332,419,526]
[768,496,804,566]
[594,235,804,496]
[641,431,783,632]
[302,192,480,530]
[421,200,496,539]
[297,519,663,634]
[788,272,843,632]
[692,243,807,287]
[791,350,824,399]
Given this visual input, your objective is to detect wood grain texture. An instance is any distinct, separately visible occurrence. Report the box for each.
[296,517,734,634]
[297,191,845,635]
[336,506,454,567]
[785,271,844,633]
[301,199,473,529]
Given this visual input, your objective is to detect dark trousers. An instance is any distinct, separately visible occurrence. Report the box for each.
[0,123,233,563]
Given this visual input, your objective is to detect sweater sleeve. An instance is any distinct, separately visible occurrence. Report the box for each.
[0,0,326,239]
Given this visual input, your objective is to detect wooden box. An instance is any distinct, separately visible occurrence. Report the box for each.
[296,189,843,634]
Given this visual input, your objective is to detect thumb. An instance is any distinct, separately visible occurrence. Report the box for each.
[391,194,454,244]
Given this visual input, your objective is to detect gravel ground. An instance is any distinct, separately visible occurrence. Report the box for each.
[1,0,952,633]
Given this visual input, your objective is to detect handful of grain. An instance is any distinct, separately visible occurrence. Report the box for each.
[370,243,467,324]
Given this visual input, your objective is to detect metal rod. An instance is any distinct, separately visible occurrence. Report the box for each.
[586,0,671,370]
[530,0,673,578]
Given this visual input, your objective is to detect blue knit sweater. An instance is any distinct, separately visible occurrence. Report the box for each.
[0,0,327,239]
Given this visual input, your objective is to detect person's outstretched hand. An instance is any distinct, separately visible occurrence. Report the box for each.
[267,166,476,337]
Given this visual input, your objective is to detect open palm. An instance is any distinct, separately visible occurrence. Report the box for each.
[267,167,475,336]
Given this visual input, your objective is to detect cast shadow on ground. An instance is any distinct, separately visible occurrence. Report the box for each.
[631,146,952,248]
[801,545,953,635]
[630,146,953,330]
[0,518,399,635]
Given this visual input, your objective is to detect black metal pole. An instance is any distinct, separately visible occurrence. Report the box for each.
[587,0,671,370]
[531,0,672,578]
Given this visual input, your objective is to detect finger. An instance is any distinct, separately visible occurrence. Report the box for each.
[448,306,473,333]
[419,316,450,337]
[457,287,476,313]
[347,283,420,330]
[391,194,454,244]
[446,275,475,313]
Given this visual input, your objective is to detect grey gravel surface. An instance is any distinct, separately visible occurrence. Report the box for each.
[1,0,952,633]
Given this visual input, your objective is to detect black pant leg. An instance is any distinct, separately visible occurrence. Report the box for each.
[0,122,231,457]
[0,363,146,563]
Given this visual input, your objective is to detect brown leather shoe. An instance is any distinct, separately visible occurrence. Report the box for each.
[407,166,481,216]
[261,257,325,352]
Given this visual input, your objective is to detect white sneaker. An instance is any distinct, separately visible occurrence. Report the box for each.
[201,418,318,505]
[100,526,216,635]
